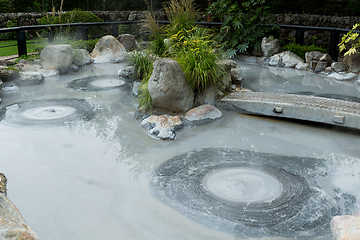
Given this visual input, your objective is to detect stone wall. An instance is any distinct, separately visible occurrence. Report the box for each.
[1,11,360,44]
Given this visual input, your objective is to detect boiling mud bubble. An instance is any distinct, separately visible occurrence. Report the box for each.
[67,75,128,91]
[151,148,356,239]
[0,98,95,126]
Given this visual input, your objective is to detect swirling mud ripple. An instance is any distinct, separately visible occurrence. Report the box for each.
[0,98,95,126]
[151,148,356,239]
[67,75,128,91]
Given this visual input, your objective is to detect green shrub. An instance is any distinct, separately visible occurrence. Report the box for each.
[339,23,360,56]
[0,20,18,40]
[208,0,277,58]
[283,42,328,59]
[170,27,224,92]
[38,10,105,39]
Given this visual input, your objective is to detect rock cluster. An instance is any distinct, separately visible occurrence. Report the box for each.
[140,104,223,140]
[0,173,41,240]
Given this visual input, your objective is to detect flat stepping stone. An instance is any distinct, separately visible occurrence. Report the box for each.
[220,91,360,130]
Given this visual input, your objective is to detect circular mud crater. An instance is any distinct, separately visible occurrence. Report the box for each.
[0,98,95,126]
[151,148,356,239]
[67,75,128,91]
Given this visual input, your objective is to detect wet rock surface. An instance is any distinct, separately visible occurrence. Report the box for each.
[261,37,282,57]
[73,49,93,66]
[0,68,20,82]
[269,51,304,68]
[343,52,360,73]
[184,104,222,125]
[40,45,74,74]
[140,115,183,140]
[151,148,355,239]
[117,34,140,51]
[0,174,41,240]
[90,35,127,63]
[148,58,194,113]
[331,214,360,240]
[14,72,44,86]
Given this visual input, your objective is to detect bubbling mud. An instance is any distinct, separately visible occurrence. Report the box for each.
[0,98,95,126]
[67,76,128,91]
[151,148,356,239]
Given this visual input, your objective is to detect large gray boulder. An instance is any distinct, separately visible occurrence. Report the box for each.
[40,44,74,74]
[148,58,194,113]
[117,34,140,51]
[90,35,127,63]
[343,52,360,73]
[0,174,41,240]
[261,36,282,57]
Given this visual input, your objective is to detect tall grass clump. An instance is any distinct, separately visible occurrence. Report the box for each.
[128,51,156,111]
[142,12,167,57]
[163,0,198,36]
[170,27,224,92]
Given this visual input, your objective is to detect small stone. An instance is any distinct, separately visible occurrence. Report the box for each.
[295,62,309,70]
[231,68,242,84]
[184,104,222,125]
[331,62,347,72]
[140,115,183,140]
[14,72,44,86]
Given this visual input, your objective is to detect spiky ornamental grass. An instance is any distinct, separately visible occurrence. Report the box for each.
[163,0,198,36]
[170,27,224,92]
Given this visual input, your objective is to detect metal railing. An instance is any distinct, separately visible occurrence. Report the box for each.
[0,21,357,61]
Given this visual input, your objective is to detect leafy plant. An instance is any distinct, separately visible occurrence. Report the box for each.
[128,50,156,111]
[339,23,360,56]
[169,27,224,92]
[208,0,277,58]
[283,42,328,59]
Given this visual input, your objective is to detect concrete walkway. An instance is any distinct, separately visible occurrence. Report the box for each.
[220,91,360,130]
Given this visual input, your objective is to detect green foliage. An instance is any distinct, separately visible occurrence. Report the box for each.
[128,51,155,111]
[169,27,224,92]
[163,0,198,36]
[38,10,105,39]
[14,54,39,63]
[0,0,14,12]
[208,0,277,58]
[339,23,360,56]
[0,20,18,40]
[283,42,328,59]
[142,12,167,57]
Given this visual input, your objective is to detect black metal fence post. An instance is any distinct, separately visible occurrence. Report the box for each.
[78,26,88,41]
[112,24,118,37]
[329,31,339,61]
[16,29,27,57]
[295,29,304,45]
